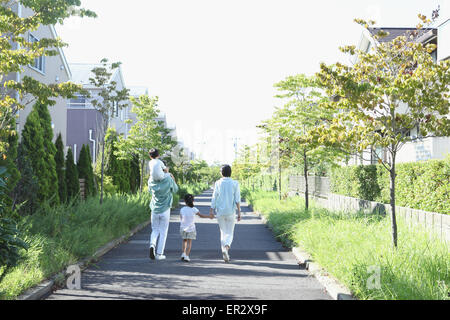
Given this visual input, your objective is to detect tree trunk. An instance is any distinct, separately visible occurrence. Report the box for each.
[304,149,309,210]
[100,136,105,205]
[278,162,282,201]
[140,157,145,193]
[389,153,398,248]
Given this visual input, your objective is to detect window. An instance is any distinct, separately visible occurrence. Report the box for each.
[68,95,88,108]
[431,50,437,63]
[28,33,45,74]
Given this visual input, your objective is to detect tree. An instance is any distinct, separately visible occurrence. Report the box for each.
[0,119,20,213]
[104,129,131,194]
[0,167,28,282]
[65,148,79,201]
[35,101,59,205]
[89,58,130,203]
[54,133,67,203]
[258,74,341,206]
[21,102,58,205]
[11,142,38,215]
[115,94,166,192]
[0,0,96,153]
[129,154,140,194]
[313,13,449,248]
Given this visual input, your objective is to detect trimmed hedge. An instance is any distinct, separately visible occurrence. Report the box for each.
[331,157,450,215]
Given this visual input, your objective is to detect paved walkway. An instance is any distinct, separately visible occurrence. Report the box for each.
[46,190,331,300]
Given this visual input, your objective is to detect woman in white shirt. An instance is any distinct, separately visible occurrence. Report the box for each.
[180,194,213,262]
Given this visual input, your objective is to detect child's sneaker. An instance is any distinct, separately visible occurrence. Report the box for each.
[181,253,187,261]
[184,256,191,262]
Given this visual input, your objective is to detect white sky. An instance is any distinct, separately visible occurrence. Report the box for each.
[55,0,448,164]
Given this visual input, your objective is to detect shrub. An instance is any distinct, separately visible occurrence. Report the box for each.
[54,133,67,204]
[65,148,79,201]
[331,157,450,214]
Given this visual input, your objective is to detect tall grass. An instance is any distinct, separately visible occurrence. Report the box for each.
[246,188,450,300]
[0,193,151,300]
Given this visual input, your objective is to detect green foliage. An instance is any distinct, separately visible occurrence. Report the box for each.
[331,165,380,201]
[313,13,450,246]
[36,102,59,205]
[0,192,150,300]
[88,58,130,203]
[0,0,96,152]
[129,155,140,194]
[54,134,67,204]
[0,167,29,283]
[331,157,450,214]
[103,129,132,194]
[11,142,39,216]
[77,145,96,198]
[246,189,449,300]
[116,94,175,192]
[21,102,59,206]
[65,148,79,201]
[0,123,20,213]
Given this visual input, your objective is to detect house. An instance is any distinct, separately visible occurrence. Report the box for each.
[67,63,131,164]
[8,2,72,146]
[348,22,450,165]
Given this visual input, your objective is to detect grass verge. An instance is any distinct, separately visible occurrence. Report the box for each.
[245,189,450,300]
[0,192,151,300]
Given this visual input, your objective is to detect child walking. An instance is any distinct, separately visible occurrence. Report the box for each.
[180,194,213,262]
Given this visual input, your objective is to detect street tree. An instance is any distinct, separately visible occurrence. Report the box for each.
[89,58,130,203]
[259,74,340,207]
[313,13,449,248]
[54,133,67,204]
[0,0,95,153]
[115,94,162,192]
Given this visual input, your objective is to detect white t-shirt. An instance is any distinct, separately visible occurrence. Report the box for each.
[180,206,199,233]
[149,158,167,182]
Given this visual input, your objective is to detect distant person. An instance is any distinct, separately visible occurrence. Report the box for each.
[210,164,241,263]
[179,194,214,262]
[148,158,179,261]
[148,148,170,182]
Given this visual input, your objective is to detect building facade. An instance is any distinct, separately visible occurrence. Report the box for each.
[67,63,131,163]
[9,3,72,146]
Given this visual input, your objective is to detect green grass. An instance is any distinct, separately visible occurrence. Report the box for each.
[0,192,151,300]
[246,189,450,300]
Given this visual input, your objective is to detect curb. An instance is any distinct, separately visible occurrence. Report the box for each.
[252,210,356,300]
[17,219,151,300]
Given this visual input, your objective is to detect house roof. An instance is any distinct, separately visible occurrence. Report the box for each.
[69,63,122,87]
[368,27,437,43]
[128,86,149,97]
[49,25,72,80]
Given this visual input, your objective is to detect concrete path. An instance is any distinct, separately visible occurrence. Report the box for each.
[46,190,331,300]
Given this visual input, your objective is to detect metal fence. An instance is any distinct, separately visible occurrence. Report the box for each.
[288,175,330,198]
